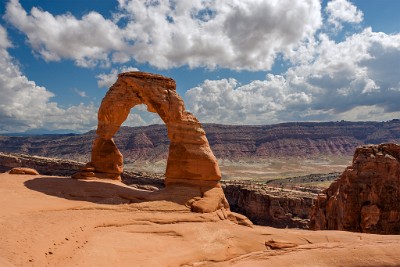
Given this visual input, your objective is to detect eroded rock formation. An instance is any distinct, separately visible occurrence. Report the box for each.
[310,143,400,234]
[223,181,315,228]
[73,72,228,213]
[0,152,84,176]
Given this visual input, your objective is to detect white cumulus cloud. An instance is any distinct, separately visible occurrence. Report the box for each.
[0,25,98,133]
[4,0,126,67]
[186,28,400,124]
[5,0,322,70]
[73,88,88,98]
[326,0,363,30]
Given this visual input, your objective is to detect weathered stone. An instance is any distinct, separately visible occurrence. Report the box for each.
[223,181,315,228]
[73,71,228,213]
[0,152,85,176]
[265,240,298,250]
[9,167,39,175]
[80,171,95,177]
[81,166,95,172]
[310,143,400,234]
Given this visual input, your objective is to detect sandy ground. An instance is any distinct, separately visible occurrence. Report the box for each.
[1,172,400,267]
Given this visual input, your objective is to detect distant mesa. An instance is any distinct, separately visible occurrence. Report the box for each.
[310,143,400,234]
[1,128,80,136]
[1,120,400,163]
[73,71,229,213]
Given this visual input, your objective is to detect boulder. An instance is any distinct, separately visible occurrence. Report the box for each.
[9,167,39,175]
[310,143,400,234]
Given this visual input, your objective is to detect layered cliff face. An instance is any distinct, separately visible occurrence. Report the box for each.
[1,120,400,162]
[310,143,400,234]
[223,182,315,229]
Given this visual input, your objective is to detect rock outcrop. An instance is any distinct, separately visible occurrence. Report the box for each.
[73,71,228,213]
[310,143,400,234]
[9,167,39,175]
[0,152,164,189]
[223,181,316,228]
[0,152,84,176]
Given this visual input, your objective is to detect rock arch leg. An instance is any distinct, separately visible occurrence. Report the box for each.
[74,80,143,180]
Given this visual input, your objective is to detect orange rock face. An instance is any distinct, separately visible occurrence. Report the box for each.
[310,143,400,234]
[73,71,228,212]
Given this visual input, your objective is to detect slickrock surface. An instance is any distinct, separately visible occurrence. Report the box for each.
[0,152,327,228]
[310,143,400,234]
[1,173,400,267]
[74,72,228,213]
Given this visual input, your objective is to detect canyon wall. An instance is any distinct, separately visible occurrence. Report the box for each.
[310,143,400,234]
[223,181,315,229]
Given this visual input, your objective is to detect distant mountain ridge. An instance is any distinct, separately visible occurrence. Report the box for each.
[1,128,81,136]
[0,120,400,162]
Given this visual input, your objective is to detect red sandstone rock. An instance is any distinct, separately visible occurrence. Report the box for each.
[73,71,228,213]
[223,181,314,228]
[3,172,400,266]
[9,167,39,175]
[310,143,400,234]
[0,152,85,176]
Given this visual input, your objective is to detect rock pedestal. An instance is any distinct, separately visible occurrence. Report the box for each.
[310,143,400,234]
[73,72,228,213]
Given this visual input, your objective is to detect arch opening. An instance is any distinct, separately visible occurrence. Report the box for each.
[118,104,168,175]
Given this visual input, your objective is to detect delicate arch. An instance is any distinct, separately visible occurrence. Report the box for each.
[75,72,221,187]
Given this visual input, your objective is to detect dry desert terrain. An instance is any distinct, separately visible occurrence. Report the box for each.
[1,172,400,267]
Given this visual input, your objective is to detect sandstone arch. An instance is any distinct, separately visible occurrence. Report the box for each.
[74,72,229,212]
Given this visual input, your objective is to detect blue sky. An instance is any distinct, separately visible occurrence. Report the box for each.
[0,0,399,133]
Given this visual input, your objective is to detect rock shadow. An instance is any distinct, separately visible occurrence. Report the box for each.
[24,177,203,207]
